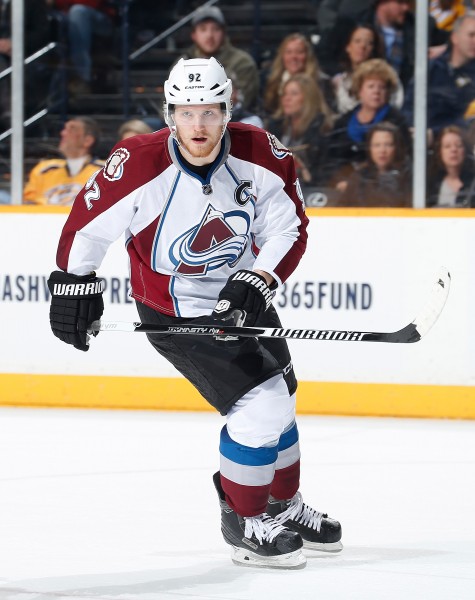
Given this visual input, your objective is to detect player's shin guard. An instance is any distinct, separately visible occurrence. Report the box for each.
[219,425,276,516]
[266,422,343,553]
[269,421,301,500]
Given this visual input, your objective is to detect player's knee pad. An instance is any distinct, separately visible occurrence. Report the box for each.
[226,374,296,448]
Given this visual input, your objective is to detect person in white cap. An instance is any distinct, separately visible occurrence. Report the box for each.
[47,57,342,570]
[177,5,260,110]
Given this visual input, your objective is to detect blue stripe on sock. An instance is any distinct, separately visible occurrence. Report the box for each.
[220,426,278,466]
[278,422,299,452]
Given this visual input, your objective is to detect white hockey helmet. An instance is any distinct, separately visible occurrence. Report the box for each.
[163,57,233,129]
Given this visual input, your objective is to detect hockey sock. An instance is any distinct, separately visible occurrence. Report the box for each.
[269,422,301,500]
[219,425,277,516]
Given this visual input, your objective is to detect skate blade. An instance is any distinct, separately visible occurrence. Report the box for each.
[231,547,307,570]
[303,540,343,553]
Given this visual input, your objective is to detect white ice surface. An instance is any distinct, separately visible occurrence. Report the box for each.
[0,407,474,600]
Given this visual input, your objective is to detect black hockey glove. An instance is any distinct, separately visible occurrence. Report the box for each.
[47,270,105,352]
[212,269,273,327]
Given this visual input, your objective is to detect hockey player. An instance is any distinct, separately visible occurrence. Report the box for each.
[47,57,342,569]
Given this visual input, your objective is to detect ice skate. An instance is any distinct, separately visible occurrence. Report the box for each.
[267,492,343,552]
[213,472,306,569]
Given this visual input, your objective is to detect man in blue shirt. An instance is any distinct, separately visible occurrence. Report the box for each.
[402,12,475,133]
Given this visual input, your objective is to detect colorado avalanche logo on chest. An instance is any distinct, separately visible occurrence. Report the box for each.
[169,204,250,276]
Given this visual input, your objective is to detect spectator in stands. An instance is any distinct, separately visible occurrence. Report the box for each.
[315,0,374,75]
[332,23,404,114]
[118,118,153,140]
[466,98,475,120]
[228,73,263,128]
[350,0,448,88]
[262,33,333,116]
[468,116,475,153]
[266,73,333,188]
[427,125,475,206]
[0,0,51,127]
[375,0,449,85]
[177,6,259,110]
[403,12,475,134]
[23,116,104,206]
[48,1,116,96]
[325,58,411,189]
[316,0,373,35]
[430,0,466,31]
[339,121,412,206]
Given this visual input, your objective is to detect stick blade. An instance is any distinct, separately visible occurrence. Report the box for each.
[405,267,451,342]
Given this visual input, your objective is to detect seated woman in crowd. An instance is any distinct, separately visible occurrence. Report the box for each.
[262,33,333,116]
[427,125,475,207]
[332,23,404,115]
[266,73,333,189]
[325,58,411,190]
[339,122,412,207]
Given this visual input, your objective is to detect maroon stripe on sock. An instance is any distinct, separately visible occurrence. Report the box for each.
[270,459,300,500]
[221,474,271,517]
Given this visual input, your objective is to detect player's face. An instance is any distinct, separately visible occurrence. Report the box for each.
[346,27,375,67]
[282,39,307,75]
[369,131,396,170]
[191,21,225,56]
[281,81,304,117]
[58,120,90,157]
[173,104,225,160]
[440,132,465,169]
[358,77,388,110]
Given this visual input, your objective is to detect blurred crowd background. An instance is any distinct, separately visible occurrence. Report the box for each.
[1,0,475,208]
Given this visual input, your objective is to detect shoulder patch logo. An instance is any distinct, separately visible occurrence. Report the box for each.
[103,148,130,182]
[266,132,291,160]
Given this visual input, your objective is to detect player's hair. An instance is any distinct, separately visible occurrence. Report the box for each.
[350,58,399,98]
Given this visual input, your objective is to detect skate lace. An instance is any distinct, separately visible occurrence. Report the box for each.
[274,492,325,532]
[244,513,286,544]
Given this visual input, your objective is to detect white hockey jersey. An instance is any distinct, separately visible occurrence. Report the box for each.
[57,123,308,317]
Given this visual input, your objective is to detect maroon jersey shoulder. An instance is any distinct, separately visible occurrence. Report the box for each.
[104,128,171,185]
[227,122,294,177]
[86,129,171,210]
[56,129,172,270]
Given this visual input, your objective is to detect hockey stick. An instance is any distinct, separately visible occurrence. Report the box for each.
[91,268,450,343]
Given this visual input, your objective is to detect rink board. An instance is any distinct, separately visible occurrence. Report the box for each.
[1,373,475,419]
[1,206,474,418]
